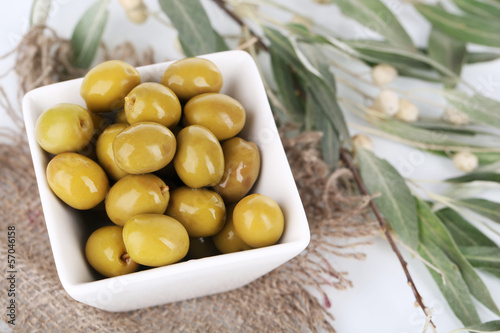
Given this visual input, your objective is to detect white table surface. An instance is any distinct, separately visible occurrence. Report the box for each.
[1,1,500,332]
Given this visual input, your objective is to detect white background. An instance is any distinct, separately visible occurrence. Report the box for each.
[1,1,500,332]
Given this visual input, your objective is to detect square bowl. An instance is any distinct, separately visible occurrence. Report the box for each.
[22,50,310,312]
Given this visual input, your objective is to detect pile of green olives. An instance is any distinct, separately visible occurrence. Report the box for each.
[36,58,284,279]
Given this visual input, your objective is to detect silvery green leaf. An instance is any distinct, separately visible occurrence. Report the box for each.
[158,0,228,57]
[269,47,305,123]
[412,121,479,136]
[415,4,500,47]
[458,198,500,222]
[417,199,500,317]
[444,91,500,129]
[419,237,481,326]
[356,148,418,249]
[452,0,500,20]
[446,172,500,184]
[466,52,500,64]
[460,246,500,271]
[264,27,350,151]
[436,208,497,247]
[428,28,466,87]
[451,320,500,333]
[329,0,415,50]
[30,0,52,26]
[71,0,109,69]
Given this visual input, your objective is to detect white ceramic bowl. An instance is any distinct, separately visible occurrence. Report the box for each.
[22,50,310,312]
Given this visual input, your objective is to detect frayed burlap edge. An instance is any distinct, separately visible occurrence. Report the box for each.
[0,26,380,333]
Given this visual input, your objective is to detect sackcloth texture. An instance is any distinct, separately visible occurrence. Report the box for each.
[0,26,379,333]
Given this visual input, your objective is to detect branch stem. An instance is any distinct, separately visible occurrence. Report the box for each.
[339,147,435,328]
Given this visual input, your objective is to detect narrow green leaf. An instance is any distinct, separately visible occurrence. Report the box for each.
[330,0,415,50]
[446,172,500,184]
[356,148,418,249]
[451,320,500,333]
[458,198,500,222]
[417,199,500,316]
[428,28,466,86]
[264,27,351,151]
[269,47,305,124]
[466,51,500,64]
[415,4,500,47]
[445,91,500,129]
[412,121,479,136]
[436,208,498,247]
[71,0,109,69]
[460,246,500,270]
[452,0,500,20]
[419,237,481,326]
[482,268,500,279]
[158,0,228,57]
[30,0,52,26]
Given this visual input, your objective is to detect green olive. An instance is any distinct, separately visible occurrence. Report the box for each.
[46,152,109,210]
[212,205,252,254]
[161,57,223,100]
[186,237,220,260]
[233,194,284,248]
[113,122,176,174]
[213,137,260,204]
[105,174,170,227]
[183,93,246,141]
[123,214,189,267]
[96,123,129,180]
[85,225,139,278]
[80,60,141,113]
[36,103,94,155]
[166,186,225,237]
[124,82,181,128]
[174,125,224,188]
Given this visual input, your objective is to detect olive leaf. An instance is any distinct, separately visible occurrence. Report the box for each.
[458,198,500,222]
[71,0,109,69]
[417,199,500,317]
[460,246,500,272]
[446,172,500,184]
[418,237,481,326]
[412,121,479,136]
[264,26,350,158]
[428,28,466,87]
[415,4,500,47]
[329,0,415,51]
[269,48,305,124]
[158,0,228,57]
[444,91,500,129]
[452,0,500,20]
[356,148,419,249]
[466,51,500,64]
[30,0,52,26]
[436,208,498,247]
[450,320,500,333]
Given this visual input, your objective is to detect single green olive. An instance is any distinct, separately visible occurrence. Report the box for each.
[80,60,141,113]
[35,103,94,155]
[124,82,181,128]
[212,205,252,254]
[85,225,139,278]
[105,174,170,226]
[213,137,260,204]
[232,193,284,248]
[173,125,224,188]
[113,122,176,174]
[183,93,246,141]
[96,123,129,180]
[166,186,225,237]
[123,214,189,267]
[161,57,223,101]
[46,152,109,210]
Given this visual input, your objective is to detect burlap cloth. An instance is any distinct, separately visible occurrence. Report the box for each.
[0,27,379,333]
